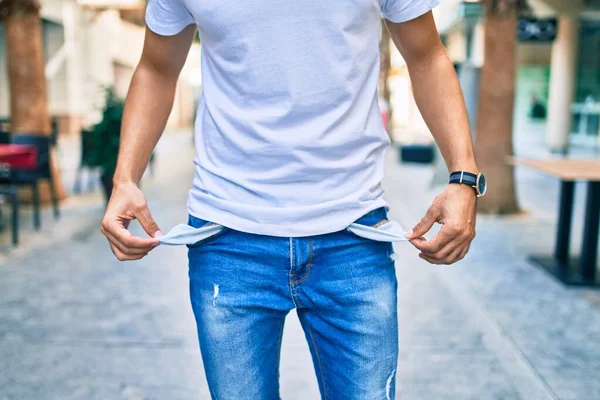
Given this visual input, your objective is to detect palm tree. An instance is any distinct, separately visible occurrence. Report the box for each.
[0,0,66,201]
[474,0,524,214]
[0,0,50,133]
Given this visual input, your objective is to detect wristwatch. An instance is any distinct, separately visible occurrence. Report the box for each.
[449,171,487,197]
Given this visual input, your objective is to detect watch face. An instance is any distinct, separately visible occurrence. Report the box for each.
[477,174,487,196]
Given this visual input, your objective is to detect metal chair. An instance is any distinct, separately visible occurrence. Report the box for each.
[0,130,19,245]
[0,131,10,144]
[0,184,19,246]
[0,134,60,230]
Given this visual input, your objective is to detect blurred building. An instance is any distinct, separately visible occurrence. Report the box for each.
[0,0,201,135]
[389,0,600,154]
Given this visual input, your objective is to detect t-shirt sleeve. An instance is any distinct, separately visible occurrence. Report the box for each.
[381,0,439,24]
[145,0,195,36]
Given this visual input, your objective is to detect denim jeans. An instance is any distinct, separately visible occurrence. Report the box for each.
[187,208,399,399]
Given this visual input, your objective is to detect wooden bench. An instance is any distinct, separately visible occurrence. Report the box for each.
[512,158,600,286]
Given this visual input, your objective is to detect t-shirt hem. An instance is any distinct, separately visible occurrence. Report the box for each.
[145,13,195,36]
[382,0,439,24]
[187,199,390,238]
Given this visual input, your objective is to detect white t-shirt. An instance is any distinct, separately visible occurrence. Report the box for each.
[146,0,438,237]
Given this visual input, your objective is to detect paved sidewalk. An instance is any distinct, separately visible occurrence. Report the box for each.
[1,137,599,399]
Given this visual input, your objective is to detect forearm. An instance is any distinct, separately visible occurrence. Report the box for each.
[101,27,195,260]
[386,12,478,174]
[407,47,477,173]
[385,14,478,264]
[113,63,178,186]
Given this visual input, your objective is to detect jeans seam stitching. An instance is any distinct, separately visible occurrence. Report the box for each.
[275,317,285,376]
[288,238,298,308]
[291,238,313,285]
[307,324,328,399]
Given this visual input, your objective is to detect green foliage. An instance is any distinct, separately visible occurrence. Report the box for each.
[82,87,124,174]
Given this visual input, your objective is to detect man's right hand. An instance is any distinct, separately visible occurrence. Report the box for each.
[101,182,161,261]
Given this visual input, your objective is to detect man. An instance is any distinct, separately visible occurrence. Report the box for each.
[101,0,484,398]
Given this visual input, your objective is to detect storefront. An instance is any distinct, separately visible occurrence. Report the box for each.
[432,0,600,153]
[520,14,600,152]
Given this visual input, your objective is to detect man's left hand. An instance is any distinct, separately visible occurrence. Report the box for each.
[405,184,477,265]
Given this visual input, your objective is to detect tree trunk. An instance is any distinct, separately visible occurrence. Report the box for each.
[474,5,520,214]
[4,6,67,202]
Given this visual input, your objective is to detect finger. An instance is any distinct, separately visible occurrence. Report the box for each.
[413,218,473,254]
[458,244,471,260]
[101,223,157,253]
[411,227,454,254]
[107,221,159,249]
[433,227,474,263]
[110,229,157,253]
[116,254,147,262]
[419,253,445,265]
[430,228,474,261]
[104,230,154,255]
[134,201,162,238]
[409,236,427,247]
[444,245,468,265]
[418,241,461,265]
[422,237,463,260]
[405,207,439,239]
[110,244,148,261]
[419,246,464,265]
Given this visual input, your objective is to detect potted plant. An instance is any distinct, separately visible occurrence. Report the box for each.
[83,87,124,203]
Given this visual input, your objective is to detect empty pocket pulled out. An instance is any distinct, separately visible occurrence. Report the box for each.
[347,220,409,242]
[158,223,226,246]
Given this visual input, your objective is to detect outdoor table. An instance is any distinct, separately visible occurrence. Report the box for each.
[0,144,37,174]
[513,158,600,286]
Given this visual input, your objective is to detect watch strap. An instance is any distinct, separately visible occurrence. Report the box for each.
[449,171,477,186]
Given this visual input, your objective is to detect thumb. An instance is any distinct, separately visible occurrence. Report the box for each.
[136,203,162,238]
[405,208,438,239]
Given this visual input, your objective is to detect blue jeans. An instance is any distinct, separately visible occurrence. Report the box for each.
[187,208,398,399]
